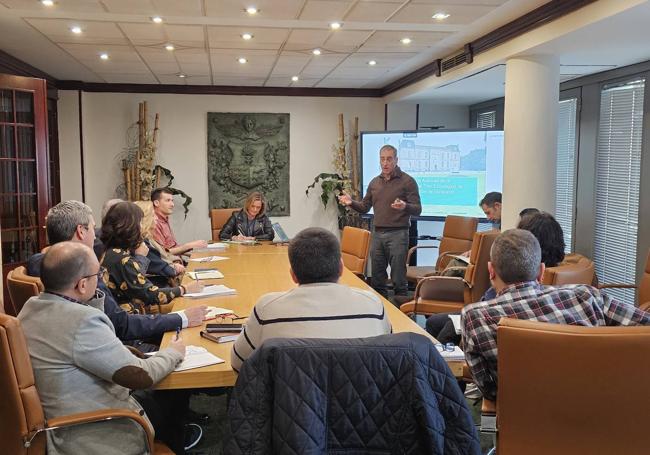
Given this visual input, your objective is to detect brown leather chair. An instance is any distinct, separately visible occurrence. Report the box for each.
[6,267,44,317]
[406,215,478,283]
[600,249,650,309]
[0,312,173,454]
[400,230,498,316]
[542,253,595,286]
[210,208,240,241]
[492,318,650,454]
[340,226,371,278]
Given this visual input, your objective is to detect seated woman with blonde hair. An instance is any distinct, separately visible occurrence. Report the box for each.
[220,192,275,241]
[133,200,184,287]
[101,201,202,312]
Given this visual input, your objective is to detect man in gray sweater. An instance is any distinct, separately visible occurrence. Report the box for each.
[18,242,185,455]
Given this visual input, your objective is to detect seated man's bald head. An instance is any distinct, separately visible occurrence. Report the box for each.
[41,241,98,293]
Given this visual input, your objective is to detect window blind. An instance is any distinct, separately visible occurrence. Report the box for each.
[556,98,578,253]
[476,110,496,129]
[594,79,645,304]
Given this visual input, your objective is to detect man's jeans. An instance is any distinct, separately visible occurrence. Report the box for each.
[370,228,409,296]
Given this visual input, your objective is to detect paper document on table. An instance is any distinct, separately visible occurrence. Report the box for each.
[187,270,224,280]
[224,239,258,245]
[206,242,227,249]
[174,346,224,372]
[172,306,235,320]
[449,314,462,335]
[188,255,229,263]
[184,285,237,298]
[435,344,465,361]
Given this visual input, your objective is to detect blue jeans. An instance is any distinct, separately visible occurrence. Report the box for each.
[371,228,409,296]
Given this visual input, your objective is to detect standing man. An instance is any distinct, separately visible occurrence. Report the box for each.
[151,188,208,255]
[338,145,421,298]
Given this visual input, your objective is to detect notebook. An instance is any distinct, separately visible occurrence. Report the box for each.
[187,270,224,280]
[174,346,224,372]
[184,285,237,298]
[188,255,229,263]
[172,306,235,320]
[272,222,290,243]
[435,344,465,361]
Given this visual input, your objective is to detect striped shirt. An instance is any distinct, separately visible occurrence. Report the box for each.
[461,281,650,401]
[231,282,392,372]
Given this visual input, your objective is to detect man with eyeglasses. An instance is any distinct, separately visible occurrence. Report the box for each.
[26,200,207,352]
[461,229,650,401]
[18,241,187,454]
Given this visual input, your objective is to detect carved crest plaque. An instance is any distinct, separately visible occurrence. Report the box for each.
[207,113,290,215]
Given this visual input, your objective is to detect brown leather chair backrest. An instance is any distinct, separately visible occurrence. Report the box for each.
[210,208,240,241]
[438,215,478,256]
[6,268,43,317]
[0,313,47,454]
[341,227,371,276]
[542,254,595,286]
[639,249,650,307]
[463,230,498,303]
[497,318,650,455]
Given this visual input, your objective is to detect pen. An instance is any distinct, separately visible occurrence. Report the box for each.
[175,326,181,340]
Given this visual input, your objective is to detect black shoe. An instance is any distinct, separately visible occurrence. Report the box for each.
[184,423,203,451]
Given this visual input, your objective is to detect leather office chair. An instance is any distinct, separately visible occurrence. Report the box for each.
[541,254,595,286]
[6,267,44,317]
[400,230,498,316]
[210,208,240,241]
[340,226,371,278]
[599,249,650,309]
[490,318,650,455]
[0,313,173,455]
[406,215,478,284]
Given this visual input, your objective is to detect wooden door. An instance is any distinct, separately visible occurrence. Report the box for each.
[0,74,49,309]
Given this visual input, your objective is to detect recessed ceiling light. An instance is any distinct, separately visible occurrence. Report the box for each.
[165,44,175,51]
[432,12,450,20]
[245,6,258,15]
[241,33,253,40]
[41,0,54,6]
[330,22,341,30]
[99,53,109,60]
[151,16,163,23]
[368,60,377,66]
[400,37,412,45]
[312,48,322,56]
[70,26,82,34]
[177,73,186,78]
[238,57,248,64]
[291,76,299,82]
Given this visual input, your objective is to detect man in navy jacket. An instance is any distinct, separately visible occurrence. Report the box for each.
[27,200,207,349]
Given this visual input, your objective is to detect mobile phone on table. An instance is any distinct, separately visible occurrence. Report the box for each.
[206,323,243,333]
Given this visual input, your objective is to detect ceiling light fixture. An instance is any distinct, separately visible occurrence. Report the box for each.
[238,57,248,64]
[431,12,450,20]
[41,0,54,6]
[151,16,163,23]
[99,53,109,60]
[329,22,341,30]
[291,76,299,82]
[368,60,377,66]
[165,44,175,51]
[312,48,321,56]
[245,6,258,15]
[70,26,82,34]
[400,37,412,45]
[178,73,186,78]
[241,33,253,40]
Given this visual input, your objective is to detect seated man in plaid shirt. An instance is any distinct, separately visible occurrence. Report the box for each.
[461,228,650,401]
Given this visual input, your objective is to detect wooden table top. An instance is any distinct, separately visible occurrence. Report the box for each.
[155,242,462,389]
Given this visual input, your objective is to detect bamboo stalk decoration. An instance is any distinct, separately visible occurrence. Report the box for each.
[350,116,360,199]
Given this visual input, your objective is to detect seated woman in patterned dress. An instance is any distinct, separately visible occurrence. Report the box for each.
[100,201,202,312]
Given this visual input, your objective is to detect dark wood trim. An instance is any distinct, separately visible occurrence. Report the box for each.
[0,50,57,85]
[384,104,388,130]
[381,0,599,96]
[78,90,86,203]
[415,104,420,129]
[57,80,383,97]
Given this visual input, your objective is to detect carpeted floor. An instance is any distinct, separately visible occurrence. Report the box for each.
[186,391,229,455]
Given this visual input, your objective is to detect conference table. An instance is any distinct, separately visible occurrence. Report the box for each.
[156,242,463,390]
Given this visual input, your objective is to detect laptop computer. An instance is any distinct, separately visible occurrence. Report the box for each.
[272,222,290,243]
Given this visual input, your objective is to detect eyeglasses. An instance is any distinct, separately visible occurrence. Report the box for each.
[435,342,456,352]
[81,266,106,281]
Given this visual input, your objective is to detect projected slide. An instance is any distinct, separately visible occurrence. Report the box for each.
[361,130,504,218]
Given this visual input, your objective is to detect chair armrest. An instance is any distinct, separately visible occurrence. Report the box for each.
[26,409,153,451]
[406,244,440,264]
[481,399,496,415]
[639,301,650,312]
[414,275,468,302]
[598,283,637,289]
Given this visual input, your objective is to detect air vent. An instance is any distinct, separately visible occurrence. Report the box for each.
[441,52,468,73]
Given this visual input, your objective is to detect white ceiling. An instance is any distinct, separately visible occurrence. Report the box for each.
[0,0,552,88]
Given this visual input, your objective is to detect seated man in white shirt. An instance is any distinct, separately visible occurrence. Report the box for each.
[231,227,392,372]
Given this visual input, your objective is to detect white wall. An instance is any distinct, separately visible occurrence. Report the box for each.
[386,102,417,130]
[418,104,469,129]
[57,91,384,242]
